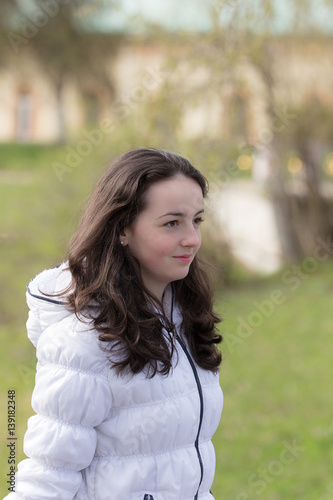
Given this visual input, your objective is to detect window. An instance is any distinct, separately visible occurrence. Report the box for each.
[16,91,33,141]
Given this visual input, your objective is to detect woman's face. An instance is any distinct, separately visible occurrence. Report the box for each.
[121,174,204,301]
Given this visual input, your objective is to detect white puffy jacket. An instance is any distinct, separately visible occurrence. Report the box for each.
[5,264,223,500]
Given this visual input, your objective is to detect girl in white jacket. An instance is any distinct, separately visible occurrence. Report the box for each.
[5,148,223,500]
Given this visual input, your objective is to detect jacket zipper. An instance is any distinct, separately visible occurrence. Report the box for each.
[176,334,205,500]
[166,287,205,500]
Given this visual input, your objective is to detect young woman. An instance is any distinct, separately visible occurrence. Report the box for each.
[6,148,223,500]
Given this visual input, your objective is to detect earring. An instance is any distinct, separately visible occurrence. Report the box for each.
[120,241,124,246]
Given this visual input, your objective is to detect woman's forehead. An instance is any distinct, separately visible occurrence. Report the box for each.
[144,176,204,214]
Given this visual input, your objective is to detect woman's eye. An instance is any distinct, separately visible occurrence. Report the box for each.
[194,217,205,225]
[166,220,178,227]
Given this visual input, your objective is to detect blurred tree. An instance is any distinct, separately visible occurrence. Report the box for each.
[0,0,122,142]
[275,96,333,254]
[246,30,333,259]
[140,0,333,261]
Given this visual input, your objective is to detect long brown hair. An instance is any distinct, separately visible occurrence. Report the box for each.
[62,147,222,375]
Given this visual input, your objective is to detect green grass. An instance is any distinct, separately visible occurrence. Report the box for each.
[212,261,333,499]
[1,144,332,499]
[0,143,98,497]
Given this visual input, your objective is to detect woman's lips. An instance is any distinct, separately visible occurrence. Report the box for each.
[173,254,192,263]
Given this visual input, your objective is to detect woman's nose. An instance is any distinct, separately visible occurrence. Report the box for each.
[181,225,201,248]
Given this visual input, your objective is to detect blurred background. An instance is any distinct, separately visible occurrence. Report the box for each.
[1,0,333,498]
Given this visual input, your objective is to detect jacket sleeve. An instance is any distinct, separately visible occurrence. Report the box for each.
[4,314,112,500]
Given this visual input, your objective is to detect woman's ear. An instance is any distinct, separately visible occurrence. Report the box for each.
[119,228,130,247]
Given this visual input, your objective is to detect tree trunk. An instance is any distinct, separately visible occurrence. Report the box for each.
[264,142,305,262]
[297,138,329,246]
[55,78,66,144]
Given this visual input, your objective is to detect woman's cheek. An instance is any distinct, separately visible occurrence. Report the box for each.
[153,236,172,256]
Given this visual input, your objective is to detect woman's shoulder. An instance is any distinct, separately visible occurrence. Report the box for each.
[37,314,109,375]
[27,262,71,302]
[26,263,109,374]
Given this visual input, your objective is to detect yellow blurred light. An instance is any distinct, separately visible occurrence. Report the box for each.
[324,154,333,176]
[287,157,303,174]
[237,154,253,171]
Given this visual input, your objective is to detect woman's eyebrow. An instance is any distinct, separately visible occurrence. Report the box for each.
[157,208,204,219]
